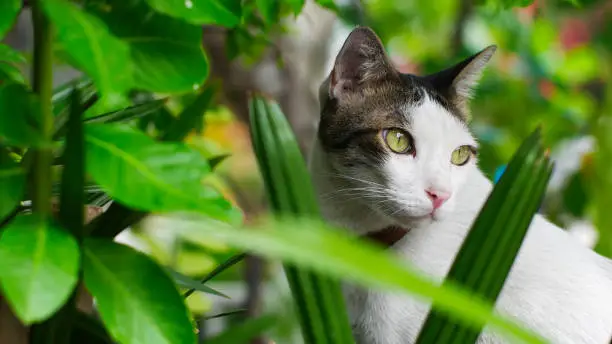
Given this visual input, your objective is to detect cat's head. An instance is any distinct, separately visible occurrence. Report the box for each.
[316,27,495,225]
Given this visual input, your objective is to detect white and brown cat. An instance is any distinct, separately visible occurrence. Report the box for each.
[309,26,612,344]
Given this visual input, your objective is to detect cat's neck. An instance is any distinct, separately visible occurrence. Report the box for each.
[308,139,493,238]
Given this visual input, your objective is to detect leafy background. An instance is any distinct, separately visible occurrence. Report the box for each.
[1,0,612,342]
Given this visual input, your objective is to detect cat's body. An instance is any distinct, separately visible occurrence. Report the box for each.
[308,26,612,343]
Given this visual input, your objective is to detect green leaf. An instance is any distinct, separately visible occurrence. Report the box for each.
[0,83,47,147]
[82,239,196,344]
[59,87,85,238]
[183,253,245,298]
[415,128,553,343]
[43,0,132,115]
[256,0,279,24]
[0,0,20,39]
[85,123,238,222]
[0,150,25,221]
[87,0,209,93]
[286,0,306,15]
[161,84,215,141]
[0,44,25,64]
[165,268,229,299]
[249,95,353,344]
[84,98,167,125]
[315,0,339,12]
[0,62,26,84]
[178,216,546,344]
[144,0,240,27]
[0,216,79,323]
[205,315,277,344]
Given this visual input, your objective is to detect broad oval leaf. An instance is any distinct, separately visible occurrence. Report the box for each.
[87,0,208,93]
[0,83,47,147]
[0,150,25,220]
[0,0,20,39]
[0,216,80,324]
[43,0,132,114]
[82,239,196,344]
[85,123,239,222]
[144,0,240,27]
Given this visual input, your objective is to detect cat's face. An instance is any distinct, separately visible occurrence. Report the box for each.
[317,27,495,225]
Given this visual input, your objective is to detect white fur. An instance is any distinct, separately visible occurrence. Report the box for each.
[309,97,612,343]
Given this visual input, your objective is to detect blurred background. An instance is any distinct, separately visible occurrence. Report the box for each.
[4,0,612,342]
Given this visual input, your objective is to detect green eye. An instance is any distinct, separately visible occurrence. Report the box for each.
[451,145,474,166]
[383,129,413,154]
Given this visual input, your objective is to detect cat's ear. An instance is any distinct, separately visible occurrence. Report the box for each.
[426,45,497,117]
[328,27,396,100]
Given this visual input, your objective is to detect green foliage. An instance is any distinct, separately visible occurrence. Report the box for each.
[0,83,46,147]
[82,239,196,344]
[0,216,79,323]
[0,150,24,220]
[44,0,132,114]
[205,315,277,344]
[85,123,236,222]
[249,95,354,344]
[0,0,600,343]
[143,0,240,27]
[416,128,553,343]
[86,0,209,94]
[0,0,20,39]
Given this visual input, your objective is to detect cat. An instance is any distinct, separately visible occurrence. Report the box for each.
[308,26,612,344]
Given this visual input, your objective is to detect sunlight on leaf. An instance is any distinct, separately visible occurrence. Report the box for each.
[83,239,196,344]
[0,216,79,324]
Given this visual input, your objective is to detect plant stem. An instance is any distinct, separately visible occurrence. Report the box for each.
[29,2,57,343]
[30,0,53,218]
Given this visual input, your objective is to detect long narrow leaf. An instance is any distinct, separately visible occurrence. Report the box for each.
[183,253,246,298]
[171,215,546,343]
[415,128,553,343]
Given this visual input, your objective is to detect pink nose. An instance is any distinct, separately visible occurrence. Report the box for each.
[426,189,451,210]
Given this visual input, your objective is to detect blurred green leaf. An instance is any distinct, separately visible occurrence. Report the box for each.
[0,0,20,39]
[84,98,167,125]
[286,0,306,15]
[256,0,279,24]
[0,44,25,64]
[0,83,47,147]
[43,0,132,115]
[0,150,24,221]
[0,216,79,324]
[416,128,553,343]
[0,62,26,84]
[594,86,612,257]
[82,239,196,344]
[205,315,277,344]
[144,0,240,27]
[183,253,245,298]
[174,215,546,343]
[165,268,230,299]
[85,123,238,222]
[87,0,208,93]
[59,87,85,238]
[161,84,215,141]
[208,154,230,170]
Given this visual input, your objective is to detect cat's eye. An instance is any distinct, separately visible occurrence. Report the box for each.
[382,129,414,154]
[451,145,474,166]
